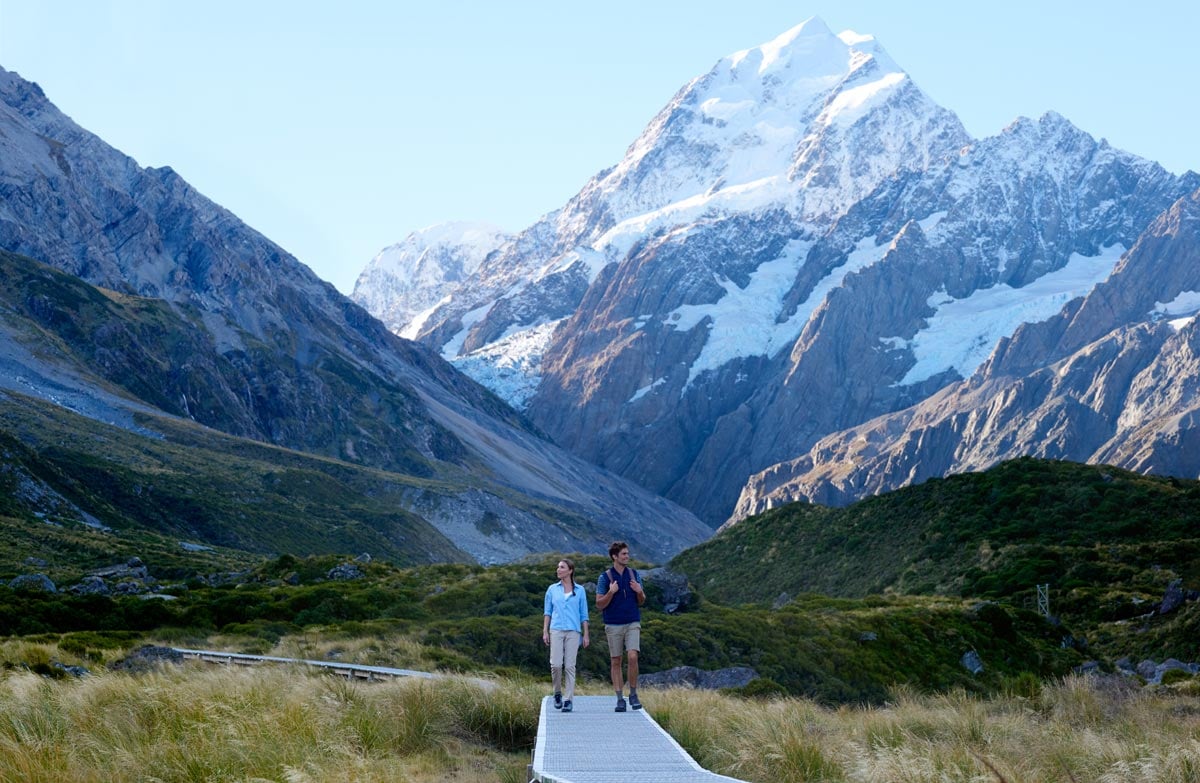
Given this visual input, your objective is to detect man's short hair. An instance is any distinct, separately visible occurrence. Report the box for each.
[608,541,629,560]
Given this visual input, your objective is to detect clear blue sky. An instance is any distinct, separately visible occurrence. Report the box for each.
[2,1,1196,294]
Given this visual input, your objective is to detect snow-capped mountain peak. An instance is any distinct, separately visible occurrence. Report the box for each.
[350,221,511,336]
[594,16,925,237]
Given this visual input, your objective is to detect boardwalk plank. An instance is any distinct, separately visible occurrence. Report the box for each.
[530,695,747,783]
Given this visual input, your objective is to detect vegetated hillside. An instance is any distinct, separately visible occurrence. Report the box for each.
[0,389,474,574]
[1,553,1079,705]
[0,250,703,564]
[670,457,1200,657]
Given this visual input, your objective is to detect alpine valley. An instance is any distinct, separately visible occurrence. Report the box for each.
[354,17,1200,528]
[0,66,711,566]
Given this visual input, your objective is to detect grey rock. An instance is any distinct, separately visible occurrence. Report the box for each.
[642,567,693,614]
[9,573,56,593]
[327,563,365,581]
[1137,659,1159,680]
[638,665,758,690]
[111,645,185,673]
[67,576,111,596]
[1160,579,1186,615]
[1158,659,1194,678]
[111,580,147,595]
[91,561,149,581]
[961,650,984,675]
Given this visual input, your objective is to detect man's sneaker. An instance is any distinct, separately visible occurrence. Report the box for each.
[553,693,562,709]
[562,700,573,713]
[629,692,642,710]
[614,697,627,712]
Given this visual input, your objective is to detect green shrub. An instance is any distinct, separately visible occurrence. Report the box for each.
[1161,667,1195,686]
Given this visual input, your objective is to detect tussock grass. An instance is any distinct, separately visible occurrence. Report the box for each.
[0,662,535,783]
[4,639,1199,783]
[650,675,1200,783]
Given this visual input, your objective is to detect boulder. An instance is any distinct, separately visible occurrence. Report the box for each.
[642,567,693,613]
[67,576,111,595]
[9,573,56,593]
[111,646,185,674]
[1159,579,1186,615]
[638,665,758,690]
[328,563,365,581]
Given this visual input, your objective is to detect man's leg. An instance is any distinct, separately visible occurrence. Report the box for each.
[609,655,624,694]
[626,623,642,710]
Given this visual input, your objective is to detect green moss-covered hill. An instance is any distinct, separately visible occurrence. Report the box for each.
[669,458,1200,660]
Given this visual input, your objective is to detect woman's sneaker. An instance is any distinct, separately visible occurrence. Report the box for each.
[562,700,573,712]
[554,693,563,709]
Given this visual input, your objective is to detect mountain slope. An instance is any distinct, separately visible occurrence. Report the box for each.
[355,17,1198,525]
[736,187,1200,514]
[0,67,711,563]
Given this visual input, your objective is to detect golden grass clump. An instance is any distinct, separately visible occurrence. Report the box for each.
[0,661,534,783]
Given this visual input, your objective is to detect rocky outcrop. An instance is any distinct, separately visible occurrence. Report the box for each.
[8,573,56,593]
[111,645,186,674]
[638,665,759,690]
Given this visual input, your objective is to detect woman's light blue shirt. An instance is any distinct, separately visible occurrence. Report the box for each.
[544,581,589,632]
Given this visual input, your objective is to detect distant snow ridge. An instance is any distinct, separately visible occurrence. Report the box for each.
[351,222,510,336]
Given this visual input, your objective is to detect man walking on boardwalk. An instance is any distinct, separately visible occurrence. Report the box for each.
[595,540,645,712]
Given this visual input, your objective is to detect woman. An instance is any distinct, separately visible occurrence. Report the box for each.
[541,557,590,712]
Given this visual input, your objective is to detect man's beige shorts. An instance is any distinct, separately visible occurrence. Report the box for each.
[605,622,641,656]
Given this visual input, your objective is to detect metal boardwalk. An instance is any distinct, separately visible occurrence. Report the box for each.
[530,695,747,783]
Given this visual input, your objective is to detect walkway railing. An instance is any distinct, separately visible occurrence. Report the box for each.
[173,647,437,681]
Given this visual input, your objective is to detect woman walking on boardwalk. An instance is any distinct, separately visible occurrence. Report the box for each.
[542,558,590,713]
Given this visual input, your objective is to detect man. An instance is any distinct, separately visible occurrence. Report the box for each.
[595,540,645,711]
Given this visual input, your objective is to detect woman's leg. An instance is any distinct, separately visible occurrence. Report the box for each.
[561,630,580,700]
[549,630,565,695]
